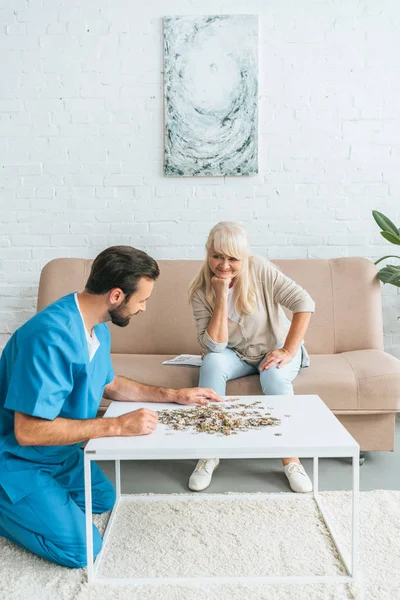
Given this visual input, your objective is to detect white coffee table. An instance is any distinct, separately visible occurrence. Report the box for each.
[84,395,359,585]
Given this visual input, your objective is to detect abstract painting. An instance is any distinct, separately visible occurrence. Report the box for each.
[164,15,258,177]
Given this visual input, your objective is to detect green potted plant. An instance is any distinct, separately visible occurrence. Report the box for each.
[372,210,400,287]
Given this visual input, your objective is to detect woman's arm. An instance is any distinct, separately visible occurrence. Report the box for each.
[191,282,230,353]
[260,311,312,371]
[206,278,230,343]
[270,263,315,314]
[282,311,312,357]
[258,262,315,370]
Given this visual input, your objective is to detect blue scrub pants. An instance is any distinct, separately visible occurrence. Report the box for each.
[0,450,115,568]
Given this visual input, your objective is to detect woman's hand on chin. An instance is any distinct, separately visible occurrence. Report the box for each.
[211,275,231,297]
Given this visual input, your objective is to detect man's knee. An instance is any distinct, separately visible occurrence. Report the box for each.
[93,480,116,513]
[55,527,103,568]
[99,484,116,512]
[74,534,103,568]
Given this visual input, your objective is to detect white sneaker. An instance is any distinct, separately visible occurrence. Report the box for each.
[284,462,313,493]
[188,459,220,492]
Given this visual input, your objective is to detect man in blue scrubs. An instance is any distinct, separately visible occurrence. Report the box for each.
[0,246,221,568]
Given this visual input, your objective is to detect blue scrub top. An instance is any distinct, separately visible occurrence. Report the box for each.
[0,293,114,502]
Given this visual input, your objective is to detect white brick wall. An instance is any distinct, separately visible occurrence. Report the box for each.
[1,0,400,356]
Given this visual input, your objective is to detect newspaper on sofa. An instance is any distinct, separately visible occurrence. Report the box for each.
[162,354,203,367]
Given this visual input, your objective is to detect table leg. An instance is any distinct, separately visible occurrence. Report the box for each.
[313,457,319,495]
[351,454,360,577]
[115,459,121,499]
[84,454,94,583]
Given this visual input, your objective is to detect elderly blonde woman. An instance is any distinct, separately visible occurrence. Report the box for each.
[188,222,315,493]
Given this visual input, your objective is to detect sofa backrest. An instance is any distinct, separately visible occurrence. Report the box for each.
[37,257,384,355]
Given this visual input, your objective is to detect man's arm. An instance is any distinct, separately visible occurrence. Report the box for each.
[14,407,158,447]
[14,376,222,448]
[103,376,176,403]
[103,375,222,406]
[14,375,222,447]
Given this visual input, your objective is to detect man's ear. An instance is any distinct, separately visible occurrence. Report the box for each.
[108,288,125,306]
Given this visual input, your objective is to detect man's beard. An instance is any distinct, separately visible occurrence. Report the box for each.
[109,304,137,327]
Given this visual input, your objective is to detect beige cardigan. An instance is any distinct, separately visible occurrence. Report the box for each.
[191,257,315,367]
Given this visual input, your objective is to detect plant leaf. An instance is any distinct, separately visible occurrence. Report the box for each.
[384,265,400,272]
[380,231,400,245]
[372,210,399,236]
[385,271,400,284]
[378,266,400,285]
[374,255,400,265]
[381,279,400,288]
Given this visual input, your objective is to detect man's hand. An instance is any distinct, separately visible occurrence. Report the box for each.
[116,408,158,436]
[211,275,231,297]
[174,387,223,406]
[259,348,294,371]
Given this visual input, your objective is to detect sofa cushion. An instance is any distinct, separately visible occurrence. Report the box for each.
[292,354,358,409]
[339,349,400,410]
[102,350,400,412]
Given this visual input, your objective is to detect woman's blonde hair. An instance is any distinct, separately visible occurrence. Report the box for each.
[188,222,258,314]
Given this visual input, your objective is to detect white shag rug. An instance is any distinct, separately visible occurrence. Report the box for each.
[0,491,399,600]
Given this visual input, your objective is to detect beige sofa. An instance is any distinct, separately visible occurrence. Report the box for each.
[37,257,400,452]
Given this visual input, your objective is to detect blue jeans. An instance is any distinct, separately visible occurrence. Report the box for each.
[199,346,302,396]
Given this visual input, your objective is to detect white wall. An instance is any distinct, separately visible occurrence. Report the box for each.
[0,0,399,356]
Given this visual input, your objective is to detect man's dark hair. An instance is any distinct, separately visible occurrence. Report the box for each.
[85,246,160,299]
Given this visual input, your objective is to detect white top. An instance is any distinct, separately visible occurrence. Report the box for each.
[85,395,359,460]
[227,287,240,322]
[74,293,100,362]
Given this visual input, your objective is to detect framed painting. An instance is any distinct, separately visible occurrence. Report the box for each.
[164,15,259,177]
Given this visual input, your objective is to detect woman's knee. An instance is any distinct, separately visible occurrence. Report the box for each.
[260,367,293,395]
[200,352,230,378]
[201,351,227,367]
